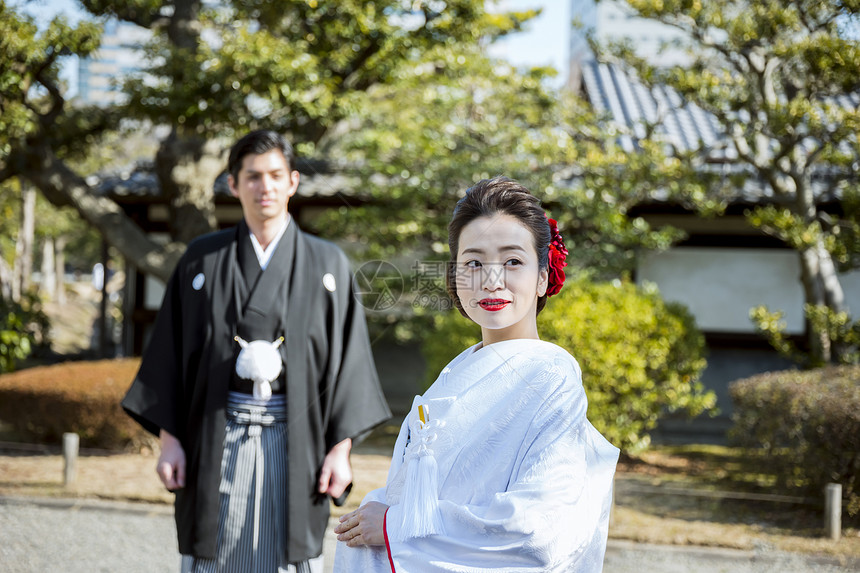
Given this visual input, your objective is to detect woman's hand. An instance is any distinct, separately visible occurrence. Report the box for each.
[334,501,389,547]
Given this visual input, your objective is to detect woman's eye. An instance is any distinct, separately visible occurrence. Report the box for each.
[506,258,523,266]
[465,260,482,268]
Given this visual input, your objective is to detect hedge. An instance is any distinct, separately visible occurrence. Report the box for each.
[0,358,150,451]
[730,365,860,518]
[422,277,715,453]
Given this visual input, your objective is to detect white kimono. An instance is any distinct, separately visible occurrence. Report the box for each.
[335,339,619,572]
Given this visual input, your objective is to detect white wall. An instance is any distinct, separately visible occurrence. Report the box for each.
[638,247,860,334]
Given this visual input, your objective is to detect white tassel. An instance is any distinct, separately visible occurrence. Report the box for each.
[233,336,283,401]
[395,404,445,541]
[252,380,273,400]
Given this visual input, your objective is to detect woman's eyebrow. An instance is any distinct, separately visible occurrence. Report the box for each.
[461,245,527,255]
[461,247,485,255]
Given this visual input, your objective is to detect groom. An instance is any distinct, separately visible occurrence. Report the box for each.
[122,129,390,571]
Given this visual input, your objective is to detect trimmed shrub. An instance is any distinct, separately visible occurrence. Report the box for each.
[730,366,860,518]
[0,358,151,450]
[422,277,715,453]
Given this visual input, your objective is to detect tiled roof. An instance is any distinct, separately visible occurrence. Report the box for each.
[578,59,856,205]
[92,166,357,202]
[581,60,730,157]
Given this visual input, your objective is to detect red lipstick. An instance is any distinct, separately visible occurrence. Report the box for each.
[479,299,510,311]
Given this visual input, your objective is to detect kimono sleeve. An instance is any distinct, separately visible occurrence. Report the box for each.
[121,268,185,438]
[384,370,619,573]
[325,251,391,450]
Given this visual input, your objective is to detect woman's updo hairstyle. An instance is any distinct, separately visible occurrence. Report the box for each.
[446,176,552,318]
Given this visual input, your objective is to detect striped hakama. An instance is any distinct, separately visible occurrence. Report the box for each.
[181,392,323,573]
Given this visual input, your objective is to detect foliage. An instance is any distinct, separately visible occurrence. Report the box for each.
[0,357,150,450]
[0,0,561,281]
[319,44,685,277]
[0,181,19,266]
[421,275,715,453]
[0,2,104,157]
[730,365,860,518]
[751,303,860,367]
[314,47,561,259]
[554,125,694,277]
[320,40,690,344]
[420,310,481,388]
[601,0,860,365]
[113,0,535,142]
[3,0,693,292]
[0,291,50,373]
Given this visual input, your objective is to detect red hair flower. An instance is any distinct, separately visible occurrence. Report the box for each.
[545,216,568,297]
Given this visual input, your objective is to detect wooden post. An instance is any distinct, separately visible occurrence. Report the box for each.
[63,432,79,486]
[824,483,841,541]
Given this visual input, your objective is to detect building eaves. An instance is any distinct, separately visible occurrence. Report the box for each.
[579,60,856,207]
[91,165,361,205]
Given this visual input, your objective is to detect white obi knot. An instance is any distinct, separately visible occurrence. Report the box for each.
[405,416,439,460]
[394,403,445,541]
[233,336,285,400]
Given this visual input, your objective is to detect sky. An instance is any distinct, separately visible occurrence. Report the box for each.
[490,0,571,83]
[17,0,572,96]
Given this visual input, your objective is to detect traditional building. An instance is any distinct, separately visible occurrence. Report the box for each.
[579,59,860,439]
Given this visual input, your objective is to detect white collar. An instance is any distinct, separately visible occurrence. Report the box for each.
[249,216,290,270]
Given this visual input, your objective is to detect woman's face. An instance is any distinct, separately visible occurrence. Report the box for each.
[455,214,548,345]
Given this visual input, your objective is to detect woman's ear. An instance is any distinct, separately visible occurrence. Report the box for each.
[537,267,549,298]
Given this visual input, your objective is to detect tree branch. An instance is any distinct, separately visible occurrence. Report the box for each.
[337,39,385,92]
[20,143,184,282]
[33,66,66,125]
[78,0,164,29]
[0,162,16,185]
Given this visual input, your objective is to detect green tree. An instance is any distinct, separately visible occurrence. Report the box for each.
[0,0,541,282]
[317,39,686,330]
[308,36,691,346]
[0,182,20,292]
[598,0,860,365]
[327,49,687,262]
[0,289,49,373]
[2,1,687,286]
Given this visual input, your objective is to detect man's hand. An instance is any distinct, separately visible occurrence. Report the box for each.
[156,429,186,491]
[318,437,352,499]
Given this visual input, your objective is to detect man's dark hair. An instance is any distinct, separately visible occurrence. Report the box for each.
[228,130,296,182]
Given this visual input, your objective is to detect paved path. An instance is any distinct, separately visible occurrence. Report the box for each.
[602,540,855,573]
[0,496,855,572]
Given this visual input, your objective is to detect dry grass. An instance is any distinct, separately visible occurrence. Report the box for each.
[612,506,859,563]
[0,448,171,504]
[612,444,860,562]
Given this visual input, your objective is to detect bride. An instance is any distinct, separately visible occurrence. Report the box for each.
[334,176,619,572]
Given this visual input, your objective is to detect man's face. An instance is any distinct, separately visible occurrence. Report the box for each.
[228,149,300,228]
